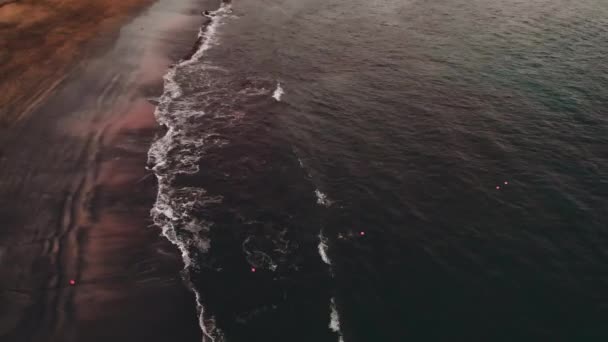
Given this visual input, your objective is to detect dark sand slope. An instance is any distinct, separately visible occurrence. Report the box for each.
[0,0,218,341]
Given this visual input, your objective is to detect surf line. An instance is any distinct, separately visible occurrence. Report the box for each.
[148,1,232,341]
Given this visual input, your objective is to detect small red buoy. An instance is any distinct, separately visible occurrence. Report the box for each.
[69,279,76,286]
[504,181,509,185]
[360,231,365,236]
[251,267,256,273]
[496,186,501,190]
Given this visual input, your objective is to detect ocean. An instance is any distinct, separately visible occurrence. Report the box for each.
[148,0,608,340]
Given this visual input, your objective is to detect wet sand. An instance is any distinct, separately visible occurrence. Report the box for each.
[0,0,157,124]
[0,0,218,341]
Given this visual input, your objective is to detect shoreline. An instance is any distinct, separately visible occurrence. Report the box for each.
[148,2,231,340]
[0,0,218,341]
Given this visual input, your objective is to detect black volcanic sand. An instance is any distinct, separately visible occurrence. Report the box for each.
[0,0,221,341]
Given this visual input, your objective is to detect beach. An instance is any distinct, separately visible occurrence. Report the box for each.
[0,0,152,124]
[0,0,218,340]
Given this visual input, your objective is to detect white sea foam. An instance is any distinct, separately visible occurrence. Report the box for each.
[186,4,233,66]
[318,232,345,341]
[272,81,284,101]
[329,297,345,342]
[242,236,279,271]
[148,2,233,341]
[318,231,332,266]
[315,189,333,207]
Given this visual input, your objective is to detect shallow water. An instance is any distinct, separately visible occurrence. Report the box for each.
[150,0,608,340]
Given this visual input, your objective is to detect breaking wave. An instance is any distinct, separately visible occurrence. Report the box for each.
[315,189,333,207]
[147,2,233,341]
[272,81,284,101]
[318,231,332,266]
[318,231,345,342]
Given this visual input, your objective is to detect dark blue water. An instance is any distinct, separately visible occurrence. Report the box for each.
[149,0,608,340]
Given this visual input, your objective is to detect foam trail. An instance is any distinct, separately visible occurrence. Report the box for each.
[272,81,284,101]
[148,2,232,341]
